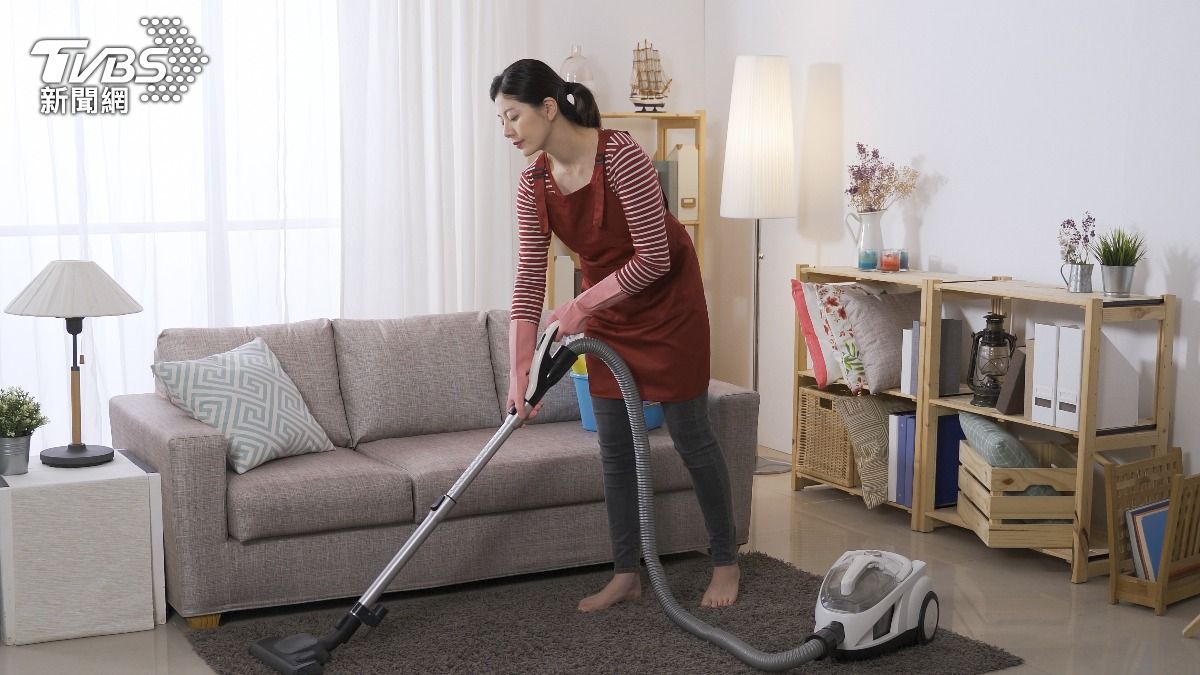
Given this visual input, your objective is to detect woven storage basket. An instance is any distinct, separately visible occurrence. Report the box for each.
[795,383,859,488]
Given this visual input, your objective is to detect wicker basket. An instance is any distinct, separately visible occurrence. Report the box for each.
[795,383,859,488]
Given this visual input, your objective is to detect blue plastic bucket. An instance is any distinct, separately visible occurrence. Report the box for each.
[571,372,663,432]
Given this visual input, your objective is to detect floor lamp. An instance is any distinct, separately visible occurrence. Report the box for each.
[719,55,797,391]
[4,260,143,467]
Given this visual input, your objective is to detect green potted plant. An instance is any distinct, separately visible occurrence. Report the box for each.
[1090,228,1147,297]
[0,386,50,476]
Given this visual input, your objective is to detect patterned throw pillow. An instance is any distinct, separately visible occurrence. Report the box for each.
[834,395,916,508]
[152,337,335,474]
[814,283,870,393]
[790,280,839,388]
[958,412,1056,497]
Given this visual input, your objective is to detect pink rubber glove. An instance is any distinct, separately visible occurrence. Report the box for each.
[549,273,629,336]
[506,319,541,421]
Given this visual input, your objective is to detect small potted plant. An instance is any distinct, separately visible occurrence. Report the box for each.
[1057,212,1096,293]
[0,386,50,476]
[1090,228,1147,297]
[844,143,919,270]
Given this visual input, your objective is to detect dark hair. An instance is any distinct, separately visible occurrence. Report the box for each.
[490,58,600,129]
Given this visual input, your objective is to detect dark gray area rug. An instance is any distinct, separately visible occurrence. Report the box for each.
[755,456,792,475]
[187,552,1022,674]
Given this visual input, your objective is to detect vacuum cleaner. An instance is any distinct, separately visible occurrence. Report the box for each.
[250,323,939,673]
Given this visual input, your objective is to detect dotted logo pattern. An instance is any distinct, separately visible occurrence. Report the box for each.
[138,17,208,104]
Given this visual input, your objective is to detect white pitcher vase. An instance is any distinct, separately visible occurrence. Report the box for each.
[845,210,885,271]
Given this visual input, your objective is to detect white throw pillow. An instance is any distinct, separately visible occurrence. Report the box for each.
[151,337,334,473]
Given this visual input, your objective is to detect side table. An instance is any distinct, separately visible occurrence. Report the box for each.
[0,450,165,645]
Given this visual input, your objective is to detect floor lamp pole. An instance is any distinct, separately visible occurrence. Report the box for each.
[752,217,762,392]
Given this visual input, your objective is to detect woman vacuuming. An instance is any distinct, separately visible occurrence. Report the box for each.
[491,59,739,612]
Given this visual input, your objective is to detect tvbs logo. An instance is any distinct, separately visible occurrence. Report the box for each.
[32,17,208,115]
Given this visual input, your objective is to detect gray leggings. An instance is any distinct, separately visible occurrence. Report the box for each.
[591,393,737,573]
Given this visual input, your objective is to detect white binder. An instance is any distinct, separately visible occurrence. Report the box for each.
[1055,325,1084,431]
[1031,323,1059,426]
[667,143,698,221]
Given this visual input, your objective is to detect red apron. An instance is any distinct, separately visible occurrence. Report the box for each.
[532,129,710,402]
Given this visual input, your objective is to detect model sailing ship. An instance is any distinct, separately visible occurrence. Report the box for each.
[629,40,672,112]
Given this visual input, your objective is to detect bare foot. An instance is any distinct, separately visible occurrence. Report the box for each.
[578,572,642,612]
[701,564,740,608]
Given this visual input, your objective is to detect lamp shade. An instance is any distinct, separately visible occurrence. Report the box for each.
[5,260,142,318]
[719,55,797,219]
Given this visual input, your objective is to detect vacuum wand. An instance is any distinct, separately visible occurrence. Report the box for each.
[250,323,578,675]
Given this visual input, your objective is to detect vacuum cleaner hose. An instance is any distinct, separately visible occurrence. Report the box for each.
[568,337,837,671]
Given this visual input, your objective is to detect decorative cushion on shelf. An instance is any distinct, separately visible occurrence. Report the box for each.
[957,412,1056,497]
[841,289,921,393]
[814,283,870,393]
[790,279,841,388]
[834,395,916,508]
[151,337,335,474]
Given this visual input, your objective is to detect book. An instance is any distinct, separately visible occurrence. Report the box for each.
[935,414,965,507]
[1126,498,1170,580]
[896,412,916,508]
[901,321,921,395]
[887,413,901,504]
[939,319,963,396]
[995,347,1026,415]
[651,159,678,217]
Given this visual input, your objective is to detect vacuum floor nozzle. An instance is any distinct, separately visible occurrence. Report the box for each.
[249,632,330,675]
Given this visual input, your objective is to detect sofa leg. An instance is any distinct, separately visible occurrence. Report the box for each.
[186,613,222,630]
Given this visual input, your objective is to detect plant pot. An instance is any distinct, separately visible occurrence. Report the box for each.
[1059,263,1094,293]
[1100,265,1136,297]
[0,435,32,476]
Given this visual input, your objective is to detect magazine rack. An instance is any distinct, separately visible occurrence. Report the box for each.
[1102,448,1200,615]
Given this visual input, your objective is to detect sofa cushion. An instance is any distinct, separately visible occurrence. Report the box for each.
[226,447,415,542]
[155,318,352,448]
[485,309,581,424]
[356,421,692,522]
[841,289,922,393]
[152,338,335,474]
[334,313,501,444]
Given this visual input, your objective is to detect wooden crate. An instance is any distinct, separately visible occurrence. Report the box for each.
[1103,448,1200,615]
[795,384,859,488]
[956,440,1077,548]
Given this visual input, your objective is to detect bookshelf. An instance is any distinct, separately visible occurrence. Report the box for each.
[792,264,1178,583]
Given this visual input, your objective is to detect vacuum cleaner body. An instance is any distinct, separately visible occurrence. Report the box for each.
[814,549,938,660]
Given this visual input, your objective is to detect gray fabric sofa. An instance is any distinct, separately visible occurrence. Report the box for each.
[109,310,759,622]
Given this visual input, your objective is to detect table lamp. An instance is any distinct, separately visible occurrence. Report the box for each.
[4,260,143,467]
[719,55,797,391]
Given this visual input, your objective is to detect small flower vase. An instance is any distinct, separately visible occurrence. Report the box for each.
[1059,263,1094,293]
[845,210,885,271]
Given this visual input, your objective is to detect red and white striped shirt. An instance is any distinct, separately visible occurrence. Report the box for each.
[511,130,671,325]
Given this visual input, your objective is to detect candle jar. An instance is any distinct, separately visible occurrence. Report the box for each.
[880,249,902,272]
[898,248,909,271]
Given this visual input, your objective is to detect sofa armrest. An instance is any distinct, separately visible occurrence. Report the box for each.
[110,393,229,546]
[706,379,760,540]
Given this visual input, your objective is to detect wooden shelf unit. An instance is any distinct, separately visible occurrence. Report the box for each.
[546,111,706,305]
[791,264,1177,583]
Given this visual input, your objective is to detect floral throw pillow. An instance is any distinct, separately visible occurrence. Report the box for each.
[814,283,870,393]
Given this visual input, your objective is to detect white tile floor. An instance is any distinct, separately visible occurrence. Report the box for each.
[3,464,1198,674]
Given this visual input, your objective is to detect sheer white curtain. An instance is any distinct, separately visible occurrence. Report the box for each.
[0,1,341,451]
[338,0,529,318]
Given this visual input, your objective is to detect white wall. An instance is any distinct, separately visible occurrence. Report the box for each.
[703,0,1200,468]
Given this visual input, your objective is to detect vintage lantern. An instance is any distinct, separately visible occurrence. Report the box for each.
[968,313,1017,407]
